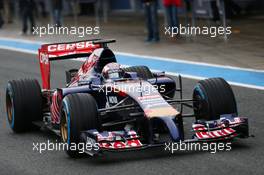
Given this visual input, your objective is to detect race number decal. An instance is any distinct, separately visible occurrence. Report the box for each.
[108,96,118,104]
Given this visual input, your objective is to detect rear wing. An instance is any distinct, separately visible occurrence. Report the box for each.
[38,39,116,89]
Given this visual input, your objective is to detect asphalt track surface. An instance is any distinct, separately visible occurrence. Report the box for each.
[0,49,263,175]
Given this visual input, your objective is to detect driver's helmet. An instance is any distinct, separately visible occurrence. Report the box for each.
[102,63,124,80]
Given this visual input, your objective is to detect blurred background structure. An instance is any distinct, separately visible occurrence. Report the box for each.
[0,0,263,70]
[1,0,263,26]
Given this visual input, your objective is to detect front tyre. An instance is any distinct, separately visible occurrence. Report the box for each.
[6,79,42,133]
[193,78,237,121]
[60,93,101,158]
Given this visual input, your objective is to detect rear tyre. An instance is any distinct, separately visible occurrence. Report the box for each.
[60,93,100,158]
[123,66,154,79]
[193,78,237,121]
[6,79,42,133]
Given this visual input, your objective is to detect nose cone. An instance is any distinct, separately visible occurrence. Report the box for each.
[151,116,181,142]
[144,107,179,118]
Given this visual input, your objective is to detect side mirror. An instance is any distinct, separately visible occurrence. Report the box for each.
[124,72,138,79]
[153,71,165,77]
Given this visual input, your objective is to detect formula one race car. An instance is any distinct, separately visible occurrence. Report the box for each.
[5,39,249,157]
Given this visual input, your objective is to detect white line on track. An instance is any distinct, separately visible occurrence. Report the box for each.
[1,37,263,73]
[0,38,263,90]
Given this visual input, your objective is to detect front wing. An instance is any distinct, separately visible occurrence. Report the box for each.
[79,115,249,155]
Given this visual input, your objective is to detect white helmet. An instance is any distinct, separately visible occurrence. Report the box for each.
[102,63,124,80]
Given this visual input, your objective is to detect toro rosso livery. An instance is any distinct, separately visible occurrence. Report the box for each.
[6,39,249,157]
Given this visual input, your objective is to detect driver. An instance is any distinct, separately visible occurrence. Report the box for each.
[102,63,125,80]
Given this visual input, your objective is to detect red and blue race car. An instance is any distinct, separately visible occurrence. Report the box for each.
[6,39,249,157]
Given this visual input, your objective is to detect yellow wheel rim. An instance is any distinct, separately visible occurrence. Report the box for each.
[6,94,13,123]
[61,110,68,143]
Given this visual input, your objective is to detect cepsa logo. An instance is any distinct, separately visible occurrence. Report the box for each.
[47,41,98,52]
